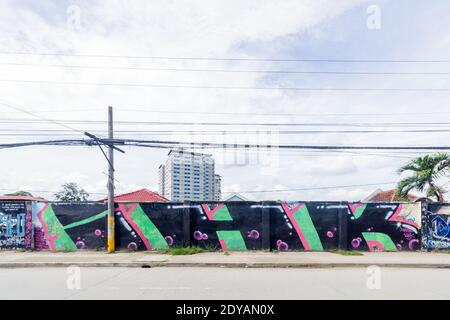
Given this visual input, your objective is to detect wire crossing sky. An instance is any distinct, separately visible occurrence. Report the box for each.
[1,0,450,201]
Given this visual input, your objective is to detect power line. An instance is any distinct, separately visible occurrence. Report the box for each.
[0,100,85,135]
[2,61,450,75]
[222,182,397,194]
[117,138,450,150]
[1,138,450,151]
[2,79,450,92]
[0,187,106,196]
[115,108,450,117]
[1,118,449,127]
[1,107,449,118]
[1,128,450,135]
[1,51,450,63]
[0,181,396,197]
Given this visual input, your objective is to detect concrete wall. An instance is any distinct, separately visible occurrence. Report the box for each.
[0,200,443,252]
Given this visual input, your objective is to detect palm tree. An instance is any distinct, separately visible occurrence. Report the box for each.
[397,153,450,202]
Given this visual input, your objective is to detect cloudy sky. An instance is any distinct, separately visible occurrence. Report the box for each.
[1,0,449,201]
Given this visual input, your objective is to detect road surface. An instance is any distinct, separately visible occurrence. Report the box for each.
[1,267,448,299]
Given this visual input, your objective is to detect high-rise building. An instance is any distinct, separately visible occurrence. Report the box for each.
[213,174,222,201]
[158,149,222,201]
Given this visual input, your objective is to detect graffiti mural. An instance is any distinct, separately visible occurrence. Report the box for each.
[191,202,261,251]
[33,202,107,251]
[3,199,448,252]
[115,203,184,251]
[0,201,29,249]
[270,202,341,251]
[348,203,421,251]
[423,204,450,250]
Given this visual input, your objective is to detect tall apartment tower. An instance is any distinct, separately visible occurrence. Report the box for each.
[213,174,222,201]
[158,149,222,201]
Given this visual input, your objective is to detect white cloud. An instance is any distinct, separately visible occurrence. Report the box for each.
[0,0,449,201]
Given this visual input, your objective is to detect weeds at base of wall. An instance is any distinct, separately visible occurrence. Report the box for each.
[432,249,450,254]
[157,246,214,255]
[328,249,364,256]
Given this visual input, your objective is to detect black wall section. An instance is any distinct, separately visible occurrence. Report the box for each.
[18,200,450,251]
[50,202,107,250]
[269,202,342,251]
[347,203,421,251]
[190,201,264,250]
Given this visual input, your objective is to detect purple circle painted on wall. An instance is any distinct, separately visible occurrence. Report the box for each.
[75,241,85,249]
[165,236,174,246]
[94,229,102,237]
[326,231,334,238]
[201,233,208,240]
[396,244,402,251]
[408,239,419,250]
[248,230,260,240]
[193,231,204,241]
[351,238,361,248]
[127,242,138,250]
[277,241,288,251]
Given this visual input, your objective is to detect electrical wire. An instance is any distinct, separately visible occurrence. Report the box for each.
[2,79,450,92]
[3,61,450,75]
[1,118,449,127]
[1,51,450,63]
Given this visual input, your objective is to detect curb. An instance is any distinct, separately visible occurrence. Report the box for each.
[0,262,449,269]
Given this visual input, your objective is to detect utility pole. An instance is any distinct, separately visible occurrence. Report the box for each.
[84,106,124,253]
[107,106,115,253]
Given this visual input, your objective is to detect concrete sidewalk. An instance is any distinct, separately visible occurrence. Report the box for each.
[1,251,450,268]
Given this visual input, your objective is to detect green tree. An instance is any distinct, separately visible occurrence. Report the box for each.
[397,153,450,202]
[4,191,33,197]
[54,182,90,202]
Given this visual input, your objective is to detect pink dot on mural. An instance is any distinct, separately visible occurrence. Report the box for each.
[351,238,360,248]
[248,230,260,240]
[94,229,102,237]
[276,240,282,246]
[165,236,174,246]
[127,242,137,250]
[408,239,419,250]
[327,231,334,238]
[75,241,85,249]
[277,241,288,251]
[193,231,203,241]
[202,233,208,240]
[333,227,337,232]
[396,244,402,251]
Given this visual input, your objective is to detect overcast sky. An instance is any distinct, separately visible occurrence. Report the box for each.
[1,0,449,201]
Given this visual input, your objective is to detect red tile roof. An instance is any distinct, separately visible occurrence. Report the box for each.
[0,196,48,202]
[367,189,419,202]
[98,188,168,203]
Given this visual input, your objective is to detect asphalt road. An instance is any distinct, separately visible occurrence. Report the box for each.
[1,267,448,300]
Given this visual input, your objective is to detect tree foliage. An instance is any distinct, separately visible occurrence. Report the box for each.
[397,153,450,202]
[4,191,33,197]
[54,182,90,202]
